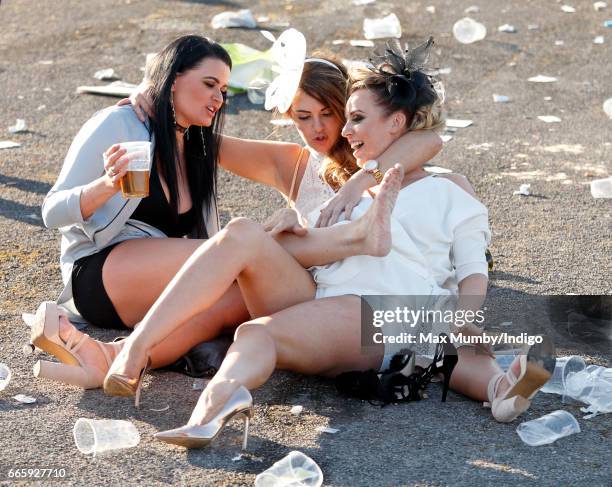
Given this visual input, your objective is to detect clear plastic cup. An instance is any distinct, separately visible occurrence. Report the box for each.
[540,355,586,395]
[118,141,152,198]
[516,410,580,446]
[590,177,612,199]
[453,17,487,44]
[565,365,612,410]
[0,363,11,392]
[255,451,323,487]
[73,418,140,456]
[363,14,402,40]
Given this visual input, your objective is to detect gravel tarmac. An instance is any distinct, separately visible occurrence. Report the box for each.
[0,1,610,486]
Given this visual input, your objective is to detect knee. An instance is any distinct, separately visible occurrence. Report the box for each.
[224,217,267,247]
[234,322,276,353]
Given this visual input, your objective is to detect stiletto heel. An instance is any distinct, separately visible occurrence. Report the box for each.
[103,355,151,408]
[155,385,253,449]
[487,335,556,422]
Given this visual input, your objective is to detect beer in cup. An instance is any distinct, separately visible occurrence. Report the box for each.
[118,141,152,198]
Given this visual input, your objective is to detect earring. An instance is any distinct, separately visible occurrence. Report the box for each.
[200,127,207,157]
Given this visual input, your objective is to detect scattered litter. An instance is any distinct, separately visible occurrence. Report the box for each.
[17,95,24,100]
[332,39,346,45]
[441,134,453,143]
[38,60,53,65]
[541,144,583,154]
[73,418,140,455]
[363,13,402,39]
[37,104,46,111]
[8,119,27,133]
[93,68,117,81]
[498,24,516,33]
[516,410,580,446]
[544,96,552,101]
[290,405,304,416]
[528,24,540,30]
[149,405,170,412]
[499,321,513,327]
[561,5,577,13]
[538,115,561,123]
[23,343,35,355]
[43,87,51,92]
[315,426,339,434]
[232,454,244,462]
[467,142,493,150]
[192,378,207,390]
[350,39,375,47]
[211,9,257,29]
[0,141,21,149]
[493,94,510,103]
[0,363,11,392]
[13,394,36,404]
[594,1,608,11]
[432,67,452,75]
[270,118,294,126]
[453,17,487,44]
[446,118,473,128]
[353,0,375,4]
[425,165,453,174]
[528,75,558,83]
[464,5,480,14]
[603,98,612,118]
[590,177,612,198]
[513,184,531,196]
[255,451,323,487]
[593,35,605,44]
[257,16,270,23]
[76,80,137,97]
[555,40,565,46]
[606,20,612,27]
[25,213,41,220]
[426,6,436,14]
[508,61,517,67]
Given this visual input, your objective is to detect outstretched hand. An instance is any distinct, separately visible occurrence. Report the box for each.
[263,208,308,236]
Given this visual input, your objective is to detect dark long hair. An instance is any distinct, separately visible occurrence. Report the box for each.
[147,35,232,238]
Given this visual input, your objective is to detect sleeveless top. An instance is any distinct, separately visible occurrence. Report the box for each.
[131,162,197,238]
[291,148,335,224]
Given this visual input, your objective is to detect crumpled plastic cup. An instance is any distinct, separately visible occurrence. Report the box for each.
[540,355,586,395]
[565,365,612,414]
[453,17,487,44]
[73,418,140,456]
[516,410,580,446]
[363,13,402,40]
[0,363,11,392]
[255,451,323,487]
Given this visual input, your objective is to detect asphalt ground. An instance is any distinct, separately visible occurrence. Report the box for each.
[0,0,610,486]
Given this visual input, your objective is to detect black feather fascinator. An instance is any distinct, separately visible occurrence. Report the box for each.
[369,37,438,112]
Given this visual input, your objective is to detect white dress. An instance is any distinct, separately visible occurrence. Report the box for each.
[303,175,491,365]
[292,148,335,224]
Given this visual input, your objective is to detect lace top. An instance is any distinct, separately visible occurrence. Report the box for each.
[292,148,335,224]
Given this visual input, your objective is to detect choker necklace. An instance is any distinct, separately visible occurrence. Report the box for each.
[175,122,189,135]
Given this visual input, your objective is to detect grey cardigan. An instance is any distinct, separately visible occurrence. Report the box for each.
[42,105,219,321]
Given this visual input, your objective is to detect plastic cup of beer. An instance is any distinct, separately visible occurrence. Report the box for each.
[119,141,152,198]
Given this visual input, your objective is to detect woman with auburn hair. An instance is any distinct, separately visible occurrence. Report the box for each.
[31,31,447,386]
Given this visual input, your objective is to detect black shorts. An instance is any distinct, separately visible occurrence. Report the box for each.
[71,243,128,330]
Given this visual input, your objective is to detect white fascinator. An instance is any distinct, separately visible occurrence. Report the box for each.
[263,28,307,113]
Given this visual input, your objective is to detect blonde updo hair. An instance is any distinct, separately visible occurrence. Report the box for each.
[320,60,445,190]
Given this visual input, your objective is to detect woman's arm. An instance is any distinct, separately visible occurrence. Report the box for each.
[316,130,443,226]
[218,136,304,197]
[42,108,130,229]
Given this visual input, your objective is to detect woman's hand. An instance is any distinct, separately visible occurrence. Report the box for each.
[315,170,371,227]
[263,208,307,236]
[116,82,154,123]
[102,144,129,190]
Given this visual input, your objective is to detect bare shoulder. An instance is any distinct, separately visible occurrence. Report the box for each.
[437,173,479,200]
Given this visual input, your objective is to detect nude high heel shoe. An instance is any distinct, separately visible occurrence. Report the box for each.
[154,385,253,449]
[30,302,114,389]
[486,336,556,423]
[103,354,151,408]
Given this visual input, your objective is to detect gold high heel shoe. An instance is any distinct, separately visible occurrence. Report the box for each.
[103,352,151,408]
[486,335,556,423]
[30,301,113,389]
[154,385,253,449]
